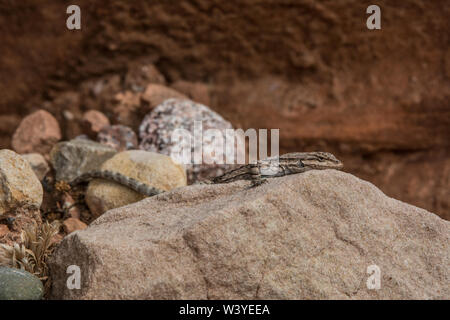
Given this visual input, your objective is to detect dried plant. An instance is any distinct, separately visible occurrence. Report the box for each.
[0,221,60,282]
[0,242,33,272]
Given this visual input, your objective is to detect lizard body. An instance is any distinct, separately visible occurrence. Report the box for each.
[210,151,343,183]
[68,152,343,196]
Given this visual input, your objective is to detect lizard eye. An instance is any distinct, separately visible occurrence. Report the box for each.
[298,160,304,167]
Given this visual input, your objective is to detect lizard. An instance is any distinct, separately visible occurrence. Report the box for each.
[67,152,343,196]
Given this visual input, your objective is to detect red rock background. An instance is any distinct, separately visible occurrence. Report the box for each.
[0,1,449,219]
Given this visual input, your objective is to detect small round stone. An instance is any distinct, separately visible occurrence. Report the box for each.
[82,110,110,138]
[0,266,44,300]
[11,109,61,155]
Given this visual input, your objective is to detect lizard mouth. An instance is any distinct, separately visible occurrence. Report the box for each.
[333,162,344,169]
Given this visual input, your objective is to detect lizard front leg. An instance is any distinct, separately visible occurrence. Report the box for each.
[248,164,267,188]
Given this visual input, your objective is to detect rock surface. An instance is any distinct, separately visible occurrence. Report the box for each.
[49,170,449,299]
[139,99,237,183]
[50,139,117,182]
[0,150,43,215]
[11,110,61,156]
[21,153,50,181]
[0,267,44,300]
[85,150,187,218]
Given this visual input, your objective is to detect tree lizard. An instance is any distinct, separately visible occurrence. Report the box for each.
[67,152,343,196]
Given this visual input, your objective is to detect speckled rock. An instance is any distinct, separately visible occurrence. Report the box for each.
[97,125,138,152]
[85,150,186,218]
[0,267,43,300]
[11,110,61,156]
[49,170,450,300]
[21,153,50,181]
[0,150,43,215]
[82,110,110,138]
[50,139,117,182]
[139,98,236,183]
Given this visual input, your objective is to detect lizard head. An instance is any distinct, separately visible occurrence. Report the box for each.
[280,152,344,172]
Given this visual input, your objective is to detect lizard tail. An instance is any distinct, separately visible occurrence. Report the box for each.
[68,170,165,197]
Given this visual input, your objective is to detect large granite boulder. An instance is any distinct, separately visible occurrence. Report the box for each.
[49,170,449,299]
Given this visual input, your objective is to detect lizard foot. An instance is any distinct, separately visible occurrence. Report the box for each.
[247,178,268,189]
